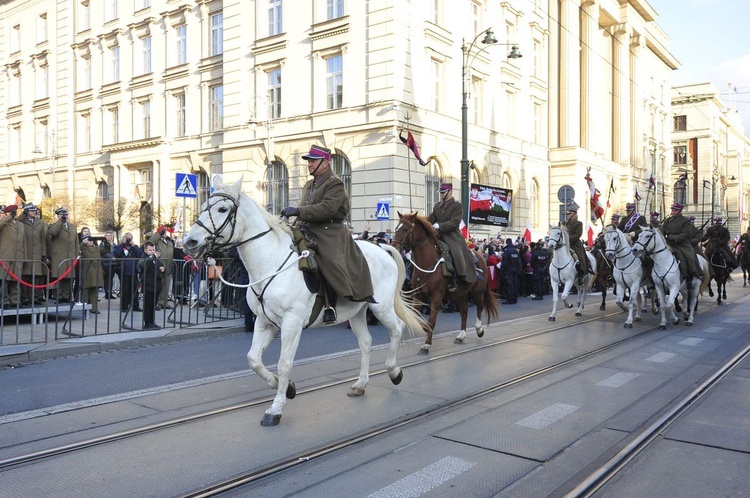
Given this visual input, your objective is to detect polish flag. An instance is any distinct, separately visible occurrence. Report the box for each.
[587,226,595,246]
[460,219,468,239]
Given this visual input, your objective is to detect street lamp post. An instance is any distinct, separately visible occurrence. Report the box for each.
[460,29,521,230]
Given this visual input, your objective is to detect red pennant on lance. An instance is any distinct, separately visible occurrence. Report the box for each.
[587,226,594,247]
[399,130,428,166]
[585,173,604,223]
[459,219,468,239]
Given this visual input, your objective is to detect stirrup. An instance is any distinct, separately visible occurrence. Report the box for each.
[323,306,337,324]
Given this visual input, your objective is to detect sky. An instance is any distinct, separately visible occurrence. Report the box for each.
[649,0,750,133]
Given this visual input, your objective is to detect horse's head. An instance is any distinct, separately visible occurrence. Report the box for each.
[183,176,243,258]
[392,211,435,252]
[632,227,656,258]
[547,226,566,251]
[603,227,623,259]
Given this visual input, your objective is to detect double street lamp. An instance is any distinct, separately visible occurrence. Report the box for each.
[460,28,522,228]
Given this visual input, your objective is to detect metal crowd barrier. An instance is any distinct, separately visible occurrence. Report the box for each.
[0,256,247,347]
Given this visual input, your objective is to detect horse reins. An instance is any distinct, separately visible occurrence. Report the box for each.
[396,221,445,274]
[193,192,273,255]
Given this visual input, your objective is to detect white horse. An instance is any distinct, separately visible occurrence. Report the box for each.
[183,178,426,426]
[603,227,647,328]
[632,228,709,329]
[546,226,597,321]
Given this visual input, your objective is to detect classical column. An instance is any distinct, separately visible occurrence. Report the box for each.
[613,23,631,166]
[580,0,598,150]
[559,0,581,147]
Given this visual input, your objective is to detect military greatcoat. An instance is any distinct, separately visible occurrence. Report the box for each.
[427,197,476,284]
[47,220,79,278]
[0,214,26,280]
[18,213,48,276]
[297,169,373,301]
[661,213,701,278]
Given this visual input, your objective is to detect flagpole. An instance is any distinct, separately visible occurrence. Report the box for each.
[602,177,613,224]
[404,114,413,214]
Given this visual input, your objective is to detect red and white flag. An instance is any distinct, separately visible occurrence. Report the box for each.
[460,219,468,239]
[523,223,532,243]
[585,173,605,224]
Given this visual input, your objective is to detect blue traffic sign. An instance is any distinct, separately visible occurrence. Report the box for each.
[176,173,198,198]
[376,202,390,220]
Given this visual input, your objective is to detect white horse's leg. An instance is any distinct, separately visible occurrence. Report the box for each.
[370,301,405,384]
[633,287,642,322]
[549,278,559,321]
[259,318,305,426]
[347,306,372,397]
[561,279,575,309]
[474,316,483,337]
[575,277,590,316]
[247,317,279,390]
[615,275,628,312]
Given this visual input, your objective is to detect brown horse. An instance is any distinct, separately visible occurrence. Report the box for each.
[393,212,499,354]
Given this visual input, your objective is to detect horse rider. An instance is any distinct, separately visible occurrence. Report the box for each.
[427,182,477,293]
[617,202,647,242]
[737,226,750,264]
[561,202,591,282]
[649,212,662,230]
[281,145,375,324]
[702,216,738,270]
[686,216,703,253]
[609,213,621,228]
[661,202,702,287]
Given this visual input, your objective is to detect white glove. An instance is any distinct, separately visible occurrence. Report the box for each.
[432,223,440,230]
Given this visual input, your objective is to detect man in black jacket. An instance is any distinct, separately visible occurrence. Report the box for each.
[113,232,144,312]
[502,238,521,304]
[530,241,549,300]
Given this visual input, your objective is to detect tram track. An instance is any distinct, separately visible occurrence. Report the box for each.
[0,307,625,472]
[0,295,741,497]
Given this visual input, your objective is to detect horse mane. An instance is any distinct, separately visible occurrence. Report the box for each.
[410,213,439,244]
[558,225,571,246]
[222,187,292,238]
[645,227,674,254]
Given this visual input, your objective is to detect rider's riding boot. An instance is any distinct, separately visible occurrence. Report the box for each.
[447,273,458,292]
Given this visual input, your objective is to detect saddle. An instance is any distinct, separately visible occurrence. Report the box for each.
[292,227,340,325]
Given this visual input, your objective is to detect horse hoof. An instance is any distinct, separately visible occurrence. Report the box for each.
[476,328,484,338]
[708,290,714,297]
[347,387,366,397]
[634,317,641,322]
[658,325,666,330]
[390,370,403,385]
[566,303,574,309]
[575,312,582,316]
[717,300,723,306]
[286,381,296,399]
[418,347,429,355]
[686,322,694,327]
[599,305,605,310]
[624,323,632,329]
[652,309,659,315]
[453,338,464,344]
[548,316,556,322]
[261,413,282,426]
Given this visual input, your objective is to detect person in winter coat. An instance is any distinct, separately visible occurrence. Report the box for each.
[47,207,78,303]
[427,183,476,292]
[0,205,25,307]
[149,225,175,309]
[138,241,165,330]
[661,203,702,285]
[79,235,103,313]
[502,238,522,304]
[113,232,143,311]
[281,145,374,324]
[18,203,48,305]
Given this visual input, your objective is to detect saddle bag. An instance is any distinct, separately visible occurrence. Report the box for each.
[292,227,319,274]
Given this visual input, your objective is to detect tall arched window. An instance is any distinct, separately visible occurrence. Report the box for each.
[265,160,288,216]
[673,180,686,206]
[424,160,443,212]
[530,178,539,227]
[97,181,110,201]
[331,153,351,224]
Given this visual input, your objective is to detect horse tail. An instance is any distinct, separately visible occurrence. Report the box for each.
[382,244,427,338]
[483,284,499,324]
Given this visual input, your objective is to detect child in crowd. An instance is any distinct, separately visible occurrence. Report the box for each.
[138,241,165,330]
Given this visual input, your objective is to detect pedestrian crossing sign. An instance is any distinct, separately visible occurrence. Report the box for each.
[176,173,198,198]
[376,202,390,220]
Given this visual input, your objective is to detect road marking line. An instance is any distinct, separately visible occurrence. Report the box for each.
[367,455,476,498]
[597,372,640,388]
[516,402,579,429]
[679,338,704,346]
[703,326,722,333]
[645,352,676,363]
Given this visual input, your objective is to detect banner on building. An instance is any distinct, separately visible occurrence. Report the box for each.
[469,183,512,227]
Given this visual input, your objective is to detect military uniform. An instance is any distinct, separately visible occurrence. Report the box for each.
[18,204,48,304]
[0,205,26,307]
[47,208,79,302]
[661,204,701,280]
[617,204,648,240]
[562,207,589,277]
[702,218,737,268]
[297,165,373,302]
[149,227,175,308]
[428,193,476,286]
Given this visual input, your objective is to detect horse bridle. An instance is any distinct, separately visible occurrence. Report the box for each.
[193,192,272,255]
[605,232,639,272]
[394,220,431,253]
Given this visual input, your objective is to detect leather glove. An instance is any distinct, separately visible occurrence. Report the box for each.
[281,206,300,218]
[432,223,440,230]
[61,215,68,223]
